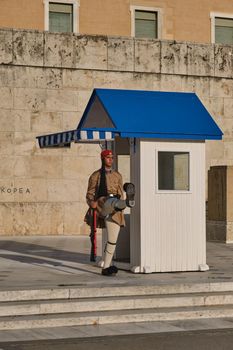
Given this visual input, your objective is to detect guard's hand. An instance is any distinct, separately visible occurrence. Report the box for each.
[90,201,97,209]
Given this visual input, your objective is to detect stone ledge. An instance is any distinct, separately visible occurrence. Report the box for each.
[0,28,232,78]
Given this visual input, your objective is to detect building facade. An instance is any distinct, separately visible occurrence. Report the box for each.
[1,0,233,45]
[0,0,232,236]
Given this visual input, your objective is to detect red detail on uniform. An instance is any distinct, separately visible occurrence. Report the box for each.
[93,209,97,258]
[101,149,113,159]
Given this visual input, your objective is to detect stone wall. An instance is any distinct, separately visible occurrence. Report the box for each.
[0,28,232,235]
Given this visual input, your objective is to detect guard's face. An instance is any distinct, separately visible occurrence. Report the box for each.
[103,155,114,168]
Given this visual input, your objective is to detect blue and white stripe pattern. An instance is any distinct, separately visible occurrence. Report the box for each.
[37,129,116,148]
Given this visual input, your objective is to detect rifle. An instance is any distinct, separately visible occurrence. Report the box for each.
[90,208,97,262]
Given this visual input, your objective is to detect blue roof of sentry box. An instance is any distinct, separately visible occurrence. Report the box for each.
[78,88,223,140]
[37,88,223,148]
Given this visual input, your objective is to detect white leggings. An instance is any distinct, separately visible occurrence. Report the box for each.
[103,216,120,269]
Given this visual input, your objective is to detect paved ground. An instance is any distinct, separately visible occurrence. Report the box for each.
[0,235,233,343]
[0,235,233,290]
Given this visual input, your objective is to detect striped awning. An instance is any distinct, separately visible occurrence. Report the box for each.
[37,129,116,148]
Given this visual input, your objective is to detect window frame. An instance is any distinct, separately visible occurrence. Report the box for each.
[155,148,192,194]
[44,0,80,33]
[130,5,162,39]
[210,12,233,44]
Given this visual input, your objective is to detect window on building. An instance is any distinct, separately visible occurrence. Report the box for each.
[130,6,161,39]
[215,17,233,45]
[49,3,73,32]
[158,151,190,191]
[44,0,79,33]
[210,13,233,44]
[135,10,158,39]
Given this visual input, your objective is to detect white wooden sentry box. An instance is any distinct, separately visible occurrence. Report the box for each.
[130,139,206,273]
[37,88,223,273]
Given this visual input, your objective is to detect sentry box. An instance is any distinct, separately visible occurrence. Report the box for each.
[37,88,223,273]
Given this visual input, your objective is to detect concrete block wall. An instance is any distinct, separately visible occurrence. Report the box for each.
[0,28,232,235]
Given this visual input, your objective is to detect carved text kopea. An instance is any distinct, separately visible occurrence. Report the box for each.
[0,187,31,194]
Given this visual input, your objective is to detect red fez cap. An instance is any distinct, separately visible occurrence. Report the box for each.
[101,149,113,159]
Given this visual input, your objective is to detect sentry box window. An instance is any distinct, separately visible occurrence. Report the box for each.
[158,151,190,191]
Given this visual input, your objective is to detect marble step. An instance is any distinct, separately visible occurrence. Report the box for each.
[1,291,233,317]
[1,304,233,330]
[2,318,233,343]
[2,281,233,302]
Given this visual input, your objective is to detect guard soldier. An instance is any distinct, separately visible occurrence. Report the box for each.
[85,149,135,276]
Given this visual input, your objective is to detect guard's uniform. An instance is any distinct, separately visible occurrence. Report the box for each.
[85,149,134,276]
[86,169,125,227]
